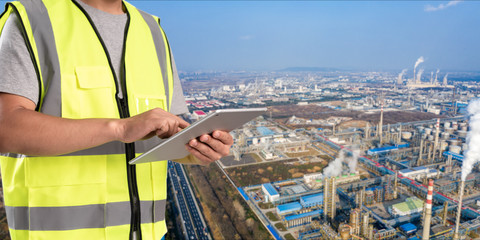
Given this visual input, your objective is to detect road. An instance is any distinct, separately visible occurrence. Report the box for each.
[168,162,211,240]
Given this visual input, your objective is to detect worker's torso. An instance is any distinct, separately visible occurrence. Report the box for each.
[0,0,173,239]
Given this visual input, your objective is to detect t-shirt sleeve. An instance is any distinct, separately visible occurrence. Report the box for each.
[169,54,188,116]
[0,13,40,105]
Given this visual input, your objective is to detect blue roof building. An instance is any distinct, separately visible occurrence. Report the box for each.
[300,193,323,208]
[283,209,323,228]
[257,126,276,136]
[262,183,279,203]
[400,223,417,234]
[367,146,398,155]
[276,202,302,216]
[443,151,464,162]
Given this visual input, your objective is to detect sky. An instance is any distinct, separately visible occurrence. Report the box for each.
[2,0,480,72]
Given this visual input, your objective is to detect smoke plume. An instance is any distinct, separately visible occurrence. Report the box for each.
[414,56,424,70]
[416,69,424,83]
[461,99,480,181]
[397,69,407,84]
[323,149,359,178]
[443,73,449,85]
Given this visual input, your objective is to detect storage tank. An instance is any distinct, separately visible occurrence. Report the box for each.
[449,140,461,146]
[425,128,433,135]
[441,132,450,140]
[440,141,449,151]
[445,127,455,134]
[450,146,461,154]
[457,130,467,138]
[402,132,412,140]
[444,122,451,128]
[452,122,458,130]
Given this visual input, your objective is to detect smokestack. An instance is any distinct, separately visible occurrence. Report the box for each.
[434,118,440,160]
[430,71,434,84]
[435,69,439,85]
[379,103,384,145]
[393,171,398,199]
[454,180,465,240]
[422,179,434,240]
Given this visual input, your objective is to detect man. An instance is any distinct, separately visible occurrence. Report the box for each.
[0,0,233,239]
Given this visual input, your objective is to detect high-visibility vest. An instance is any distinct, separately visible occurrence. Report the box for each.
[0,0,175,239]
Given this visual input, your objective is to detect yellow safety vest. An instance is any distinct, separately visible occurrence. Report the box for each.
[0,0,174,239]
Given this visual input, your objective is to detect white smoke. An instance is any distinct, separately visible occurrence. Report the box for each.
[443,73,449,85]
[397,69,407,84]
[414,56,424,70]
[323,149,360,178]
[434,69,440,84]
[461,99,480,181]
[416,68,424,83]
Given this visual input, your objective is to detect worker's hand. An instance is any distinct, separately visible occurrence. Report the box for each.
[116,108,189,143]
[186,130,233,165]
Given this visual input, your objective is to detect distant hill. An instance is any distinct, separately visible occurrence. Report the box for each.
[278,67,340,72]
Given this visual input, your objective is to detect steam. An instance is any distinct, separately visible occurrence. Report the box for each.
[443,73,449,85]
[397,69,407,84]
[461,99,480,181]
[323,149,360,178]
[435,69,440,84]
[416,68,424,83]
[414,56,424,70]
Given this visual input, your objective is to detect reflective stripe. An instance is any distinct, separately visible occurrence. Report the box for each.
[138,10,170,110]
[19,0,61,116]
[5,200,166,231]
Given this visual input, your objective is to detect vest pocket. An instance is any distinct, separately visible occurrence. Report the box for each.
[62,66,119,119]
[132,94,167,115]
[25,155,107,187]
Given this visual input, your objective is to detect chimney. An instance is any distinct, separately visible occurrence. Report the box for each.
[422,179,434,240]
[454,181,465,240]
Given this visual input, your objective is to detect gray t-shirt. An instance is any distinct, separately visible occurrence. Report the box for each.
[0,0,188,115]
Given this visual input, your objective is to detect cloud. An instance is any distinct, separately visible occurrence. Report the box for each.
[425,0,462,12]
[239,35,255,41]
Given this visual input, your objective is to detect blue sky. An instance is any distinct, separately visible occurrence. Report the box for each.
[2,1,479,72]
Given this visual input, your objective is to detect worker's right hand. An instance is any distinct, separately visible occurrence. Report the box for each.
[114,108,189,143]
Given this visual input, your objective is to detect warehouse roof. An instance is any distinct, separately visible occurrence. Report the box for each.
[392,197,424,213]
[300,193,323,206]
[284,209,323,221]
[263,183,279,196]
[400,223,417,234]
[277,202,302,214]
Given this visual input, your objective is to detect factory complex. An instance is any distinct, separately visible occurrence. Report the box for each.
[216,111,480,239]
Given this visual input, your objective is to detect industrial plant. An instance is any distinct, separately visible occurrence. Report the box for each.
[173,60,480,240]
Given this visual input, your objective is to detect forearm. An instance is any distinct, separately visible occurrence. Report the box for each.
[0,107,119,156]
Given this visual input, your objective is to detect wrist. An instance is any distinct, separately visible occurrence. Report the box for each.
[107,118,125,142]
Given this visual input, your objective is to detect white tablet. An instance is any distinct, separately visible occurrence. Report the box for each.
[129,108,267,164]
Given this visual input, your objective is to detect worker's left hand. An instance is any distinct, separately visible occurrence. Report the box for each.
[186,130,233,165]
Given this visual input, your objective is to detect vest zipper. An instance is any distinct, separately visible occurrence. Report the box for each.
[71,1,141,239]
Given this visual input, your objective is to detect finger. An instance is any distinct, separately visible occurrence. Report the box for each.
[189,140,222,161]
[186,145,214,165]
[175,117,189,129]
[199,134,230,156]
[212,130,234,145]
